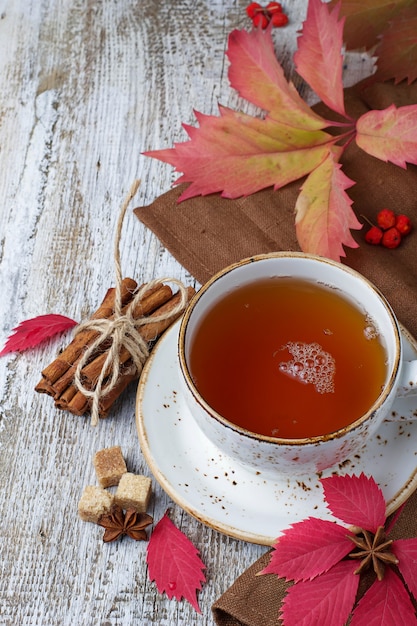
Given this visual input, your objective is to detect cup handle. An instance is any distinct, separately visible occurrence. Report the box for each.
[396,360,417,397]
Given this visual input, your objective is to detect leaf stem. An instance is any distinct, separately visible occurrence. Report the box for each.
[323,119,355,129]
[333,128,356,148]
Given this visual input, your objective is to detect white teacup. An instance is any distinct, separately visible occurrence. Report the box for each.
[178,252,417,476]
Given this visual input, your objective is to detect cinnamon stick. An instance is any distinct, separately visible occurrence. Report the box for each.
[98,369,138,418]
[47,284,172,398]
[36,280,195,420]
[51,363,79,398]
[40,277,138,385]
[140,286,195,342]
[130,283,173,318]
[34,379,55,396]
[48,283,173,394]
[66,389,89,416]
[82,286,195,386]
[64,366,138,418]
[55,383,78,408]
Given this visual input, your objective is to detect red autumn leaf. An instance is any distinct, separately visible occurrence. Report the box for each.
[146,512,206,613]
[328,0,410,51]
[280,560,359,626]
[356,104,417,169]
[226,27,325,131]
[0,314,78,356]
[150,106,333,201]
[145,15,358,261]
[294,0,346,117]
[146,0,417,261]
[350,567,417,625]
[262,517,354,582]
[321,473,386,533]
[329,0,417,85]
[392,538,417,599]
[295,149,360,260]
[372,7,417,85]
[263,474,417,625]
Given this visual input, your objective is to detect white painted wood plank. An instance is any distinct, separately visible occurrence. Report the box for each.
[0,1,374,624]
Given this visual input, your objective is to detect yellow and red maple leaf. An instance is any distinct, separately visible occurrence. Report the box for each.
[145,0,417,261]
[295,149,360,261]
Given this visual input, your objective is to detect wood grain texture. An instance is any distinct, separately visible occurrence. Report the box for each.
[0,1,374,624]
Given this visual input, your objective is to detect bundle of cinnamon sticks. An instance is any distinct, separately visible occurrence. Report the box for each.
[35,278,195,419]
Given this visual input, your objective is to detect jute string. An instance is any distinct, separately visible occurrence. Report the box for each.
[74,180,189,426]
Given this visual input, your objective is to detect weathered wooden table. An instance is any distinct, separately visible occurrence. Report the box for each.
[0,2,374,624]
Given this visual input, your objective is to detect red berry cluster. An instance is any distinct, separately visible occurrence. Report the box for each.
[246,2,289,28]
[364,209,412,249]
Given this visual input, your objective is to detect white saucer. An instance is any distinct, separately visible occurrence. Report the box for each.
[136,319,417,546]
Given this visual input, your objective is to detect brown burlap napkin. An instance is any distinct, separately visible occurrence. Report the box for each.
[211,492,417,626]
[135,81,417,625]
[135,81,417,339]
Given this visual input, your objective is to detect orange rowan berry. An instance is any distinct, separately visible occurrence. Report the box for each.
[395,214,412,236]
[246,2,262,18]
[382,227,402,249]
[376,208,396,230]
[266,1,283,12]
[253,12,269,28]
[271,11,289,26]
[365,226,383,245]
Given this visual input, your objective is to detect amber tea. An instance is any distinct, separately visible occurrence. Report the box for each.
[186,277,387,439]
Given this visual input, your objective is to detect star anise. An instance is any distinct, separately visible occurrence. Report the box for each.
[98,506,153,543]
[348,525,399,581]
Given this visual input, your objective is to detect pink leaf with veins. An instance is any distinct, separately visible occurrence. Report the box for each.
[147,106,333,201]
[350,568,417,625]
[392,538,417,600]
[321,473,386,532]
[262,474,417,625]
[295,149,361,260]
[0,314,77,356]
[262,517,354,582]
[146,512,206,613]
[356,104,417,168]
[294,0,346,117]
[280,560,359,626]
[372,9,417,85]
[226,27,325,130]
[145,1,417,262]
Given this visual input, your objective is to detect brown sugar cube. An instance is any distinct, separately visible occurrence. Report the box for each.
[93,446,127,488]
[78,485,114,523]
[114,473,152,513]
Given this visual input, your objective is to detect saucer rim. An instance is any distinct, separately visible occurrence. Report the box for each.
[136,318,417,545]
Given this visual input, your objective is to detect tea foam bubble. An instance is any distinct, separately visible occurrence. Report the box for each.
[364,315,379,340]
[279,342,335,394]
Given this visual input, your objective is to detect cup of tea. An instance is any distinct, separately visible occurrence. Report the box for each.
[178,252,417,476]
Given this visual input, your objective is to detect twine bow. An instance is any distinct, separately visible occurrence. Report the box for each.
[73,180,189,426]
